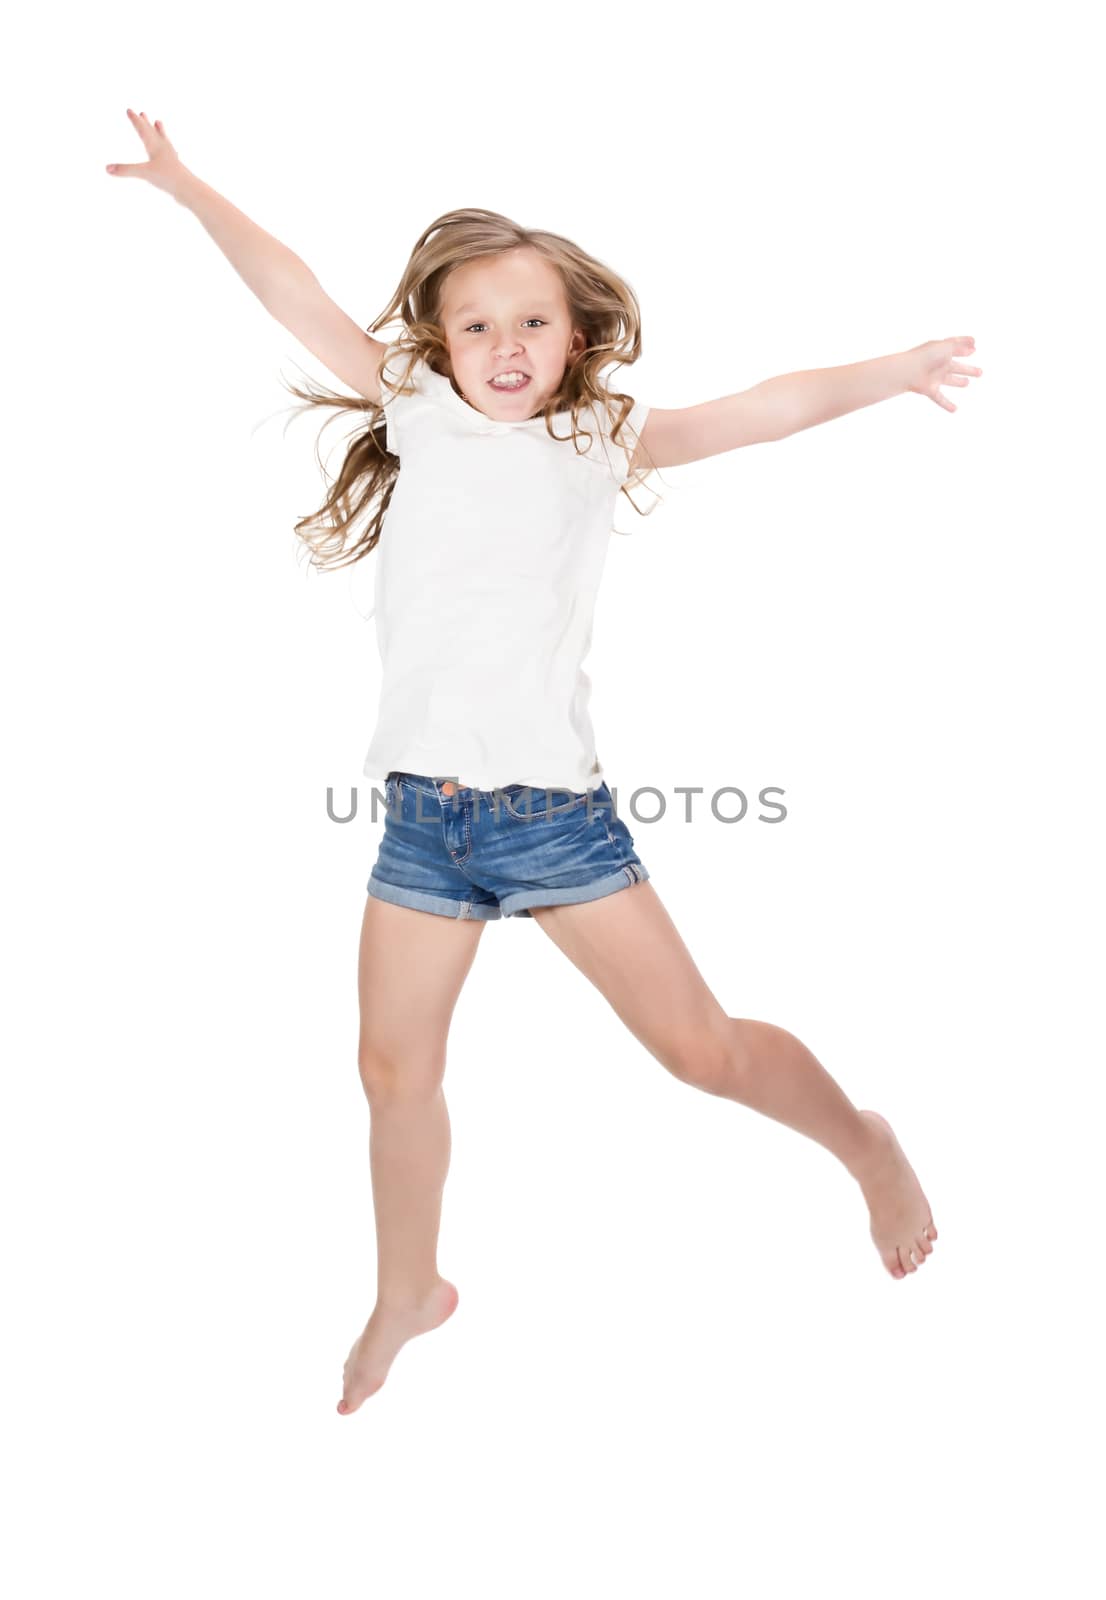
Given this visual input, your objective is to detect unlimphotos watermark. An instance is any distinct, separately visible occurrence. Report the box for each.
[324,781,788,824]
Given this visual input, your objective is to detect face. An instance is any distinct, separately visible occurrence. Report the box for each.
[438,247,586,419]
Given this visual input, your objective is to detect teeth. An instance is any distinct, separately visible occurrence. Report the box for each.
[491,373,528,387]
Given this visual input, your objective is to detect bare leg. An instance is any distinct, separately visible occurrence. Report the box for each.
[720,1019,936,1277]
[338,896,486,1414]
[530,882,937,1280]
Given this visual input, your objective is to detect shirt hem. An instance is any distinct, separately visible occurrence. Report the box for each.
[362,752,606,794]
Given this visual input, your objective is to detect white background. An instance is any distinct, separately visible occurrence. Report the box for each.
[4,1,1103,1595]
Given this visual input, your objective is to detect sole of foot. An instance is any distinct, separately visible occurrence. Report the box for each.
[337,1278,460,1414]
[855,1109,938,1280]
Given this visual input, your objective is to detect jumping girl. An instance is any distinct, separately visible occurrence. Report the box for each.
[108,109,979,1418]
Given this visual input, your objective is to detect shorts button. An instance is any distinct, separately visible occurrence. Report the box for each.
[441,780,456,796]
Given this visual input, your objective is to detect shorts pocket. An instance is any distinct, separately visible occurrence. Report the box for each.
[499,784,590,820]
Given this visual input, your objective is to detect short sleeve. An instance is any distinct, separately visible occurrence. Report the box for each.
[613,398,650,486]
[377,343,403,457]
[574,396,650,486]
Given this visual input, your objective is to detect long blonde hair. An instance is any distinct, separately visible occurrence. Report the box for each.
[281,208,657,574]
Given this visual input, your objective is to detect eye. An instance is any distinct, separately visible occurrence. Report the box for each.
[464,319,547,334]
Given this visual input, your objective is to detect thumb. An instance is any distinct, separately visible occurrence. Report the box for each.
[105,163,140,176]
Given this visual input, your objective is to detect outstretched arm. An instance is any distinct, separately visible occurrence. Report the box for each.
[631,337,982,471]
[106,109,390,404]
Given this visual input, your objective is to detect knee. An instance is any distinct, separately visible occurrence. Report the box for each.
[357,1042,445,1104]
[667,1019,746,1097]
[730,1015,794,1061]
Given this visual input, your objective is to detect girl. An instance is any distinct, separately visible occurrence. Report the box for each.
[108,110,978,1418]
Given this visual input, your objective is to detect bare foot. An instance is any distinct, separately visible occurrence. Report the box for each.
[853,1110,938,1279]
[337,1278,459,1414]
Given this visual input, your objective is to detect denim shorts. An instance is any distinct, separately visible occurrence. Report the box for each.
[367,771,650,920]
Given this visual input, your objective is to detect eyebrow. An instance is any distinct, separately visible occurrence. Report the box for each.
[451,301,560,317]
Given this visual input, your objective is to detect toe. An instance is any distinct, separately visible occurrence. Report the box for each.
[898,1244,917,1274]
[885,1248,906,1278]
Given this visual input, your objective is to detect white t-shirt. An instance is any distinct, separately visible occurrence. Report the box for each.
[360,346,650,793]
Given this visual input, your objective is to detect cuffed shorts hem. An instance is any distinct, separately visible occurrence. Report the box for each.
[498,860,650,918]
[366,873,503,921]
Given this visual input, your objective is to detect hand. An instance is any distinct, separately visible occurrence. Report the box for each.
[904,336,982,413]
[105,108,189,196]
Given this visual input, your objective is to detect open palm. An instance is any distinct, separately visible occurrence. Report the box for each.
[906,336,983,413]
[105,108,187,192]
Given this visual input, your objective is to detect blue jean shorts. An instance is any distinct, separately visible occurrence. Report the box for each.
[367,772,650,921]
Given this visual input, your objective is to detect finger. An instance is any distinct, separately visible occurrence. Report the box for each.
[126,108,161,155]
